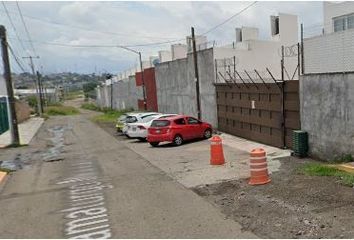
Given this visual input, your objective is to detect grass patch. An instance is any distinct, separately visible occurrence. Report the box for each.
[331,154,353,164]
[44,105,79,116]
[81,103,101,111]
[65,91,84,100]
[92,110,125,123]
[300,162,354,187]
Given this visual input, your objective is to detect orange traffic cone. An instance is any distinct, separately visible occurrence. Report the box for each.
[210,135,225,165]
[249,148,271,185]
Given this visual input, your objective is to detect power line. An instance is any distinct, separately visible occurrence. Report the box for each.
[15,1,37,56]
[8,35,186,49]
[201,1,258,35]
[6,42,30,72]
[0,8,180,41]
[1,1,28,53]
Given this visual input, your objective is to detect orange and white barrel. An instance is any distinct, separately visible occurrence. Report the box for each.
[248,148,271,185]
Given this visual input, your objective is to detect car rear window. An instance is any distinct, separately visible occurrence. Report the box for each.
[174,118,186,125]
[125,116,137,123]
[151,120,170,127]
[118,115,127,121]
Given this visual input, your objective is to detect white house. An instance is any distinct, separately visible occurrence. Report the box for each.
[215,13,299,81]
[304,1,354,73]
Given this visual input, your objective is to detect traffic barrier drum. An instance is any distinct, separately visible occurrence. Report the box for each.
[249,148,271,185]
[210,135,225,165]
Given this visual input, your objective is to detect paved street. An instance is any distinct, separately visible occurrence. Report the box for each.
[0,109,256,238]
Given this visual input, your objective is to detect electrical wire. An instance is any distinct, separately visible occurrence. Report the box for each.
[201,1,258,35]
[0,8,180,41]
[1,1,28,53]
[15,1,37,56]
[6,42,30,72]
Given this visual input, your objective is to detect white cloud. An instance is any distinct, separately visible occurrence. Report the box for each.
[0,1,322,74]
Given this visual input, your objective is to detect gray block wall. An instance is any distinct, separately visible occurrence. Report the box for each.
[112,76,139,110]
[96,76,139,110]
[155,48,217,126]
[300,73,354,161]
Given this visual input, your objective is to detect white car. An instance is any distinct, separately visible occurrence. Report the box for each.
[122,112,160,135]
[126,114,177,140]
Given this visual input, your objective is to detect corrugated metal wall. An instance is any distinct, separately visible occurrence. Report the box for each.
[136,67,158,112]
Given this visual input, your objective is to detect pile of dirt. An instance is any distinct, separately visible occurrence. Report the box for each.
[193,157,354,239]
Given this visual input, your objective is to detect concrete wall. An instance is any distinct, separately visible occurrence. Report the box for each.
[112,76,139,110]
[324,1,354,34]
[300,73,354,161]
[96,75,139,110]
[15,100,31,123]
[304,28,354,73]
[155,48,217,126]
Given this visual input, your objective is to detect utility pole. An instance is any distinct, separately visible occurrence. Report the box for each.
[36,71,44,112]
[0,25,20,145]
[114,45,147,111]
[191,27,201,120]
[139,52,147,111]
[23,55,42,115]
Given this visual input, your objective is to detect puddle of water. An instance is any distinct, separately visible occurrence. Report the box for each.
[0,153,32,171]
[42,126,66,162]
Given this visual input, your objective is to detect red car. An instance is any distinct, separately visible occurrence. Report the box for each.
[147,115,212,147]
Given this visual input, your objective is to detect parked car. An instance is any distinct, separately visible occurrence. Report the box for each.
[147,115,212,147]
[122,112,160,135]
[125,114,177,140]
[116,112,142,132]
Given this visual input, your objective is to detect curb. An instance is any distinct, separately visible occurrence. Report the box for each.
[0,171,8,192]
[333,163,354,174]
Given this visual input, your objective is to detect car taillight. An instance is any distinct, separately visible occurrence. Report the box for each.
[138,125,146,130]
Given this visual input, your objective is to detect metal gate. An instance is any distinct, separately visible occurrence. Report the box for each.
[214,44,301,149]
[215,81,300,148]
[0,97,9,135]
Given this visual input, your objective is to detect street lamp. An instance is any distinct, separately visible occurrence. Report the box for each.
[116,46,147,111]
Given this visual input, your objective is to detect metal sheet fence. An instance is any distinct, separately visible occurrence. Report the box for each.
[0,97,9,135]
[215,81,300,149]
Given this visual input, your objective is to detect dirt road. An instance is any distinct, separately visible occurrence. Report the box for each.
[0,107,256,238]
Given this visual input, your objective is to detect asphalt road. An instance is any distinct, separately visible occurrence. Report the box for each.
[0,106,257,238]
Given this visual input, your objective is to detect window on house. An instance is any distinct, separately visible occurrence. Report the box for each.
[334,17,345,32]
[333,13,354,32]
[348,15,354,29]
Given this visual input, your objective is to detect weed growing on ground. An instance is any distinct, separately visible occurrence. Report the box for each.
[300,162,354,187]
[44,106,79,116]
[331,154,353,163]
[92,110,126,123]
[81,103,101,111]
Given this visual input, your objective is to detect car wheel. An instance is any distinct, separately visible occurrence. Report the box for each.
[150,142,159,147]
[138,137,146,142]
[173,135,183,146]
[204,129,212,139]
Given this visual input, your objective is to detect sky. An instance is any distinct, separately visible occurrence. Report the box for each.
[0,1,324,75]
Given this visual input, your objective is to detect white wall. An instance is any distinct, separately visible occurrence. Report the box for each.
[0,76,7,96]
[304,28,354,73]
[171,44,187,60]
[158,50,172,63]
[324,1,354,34]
